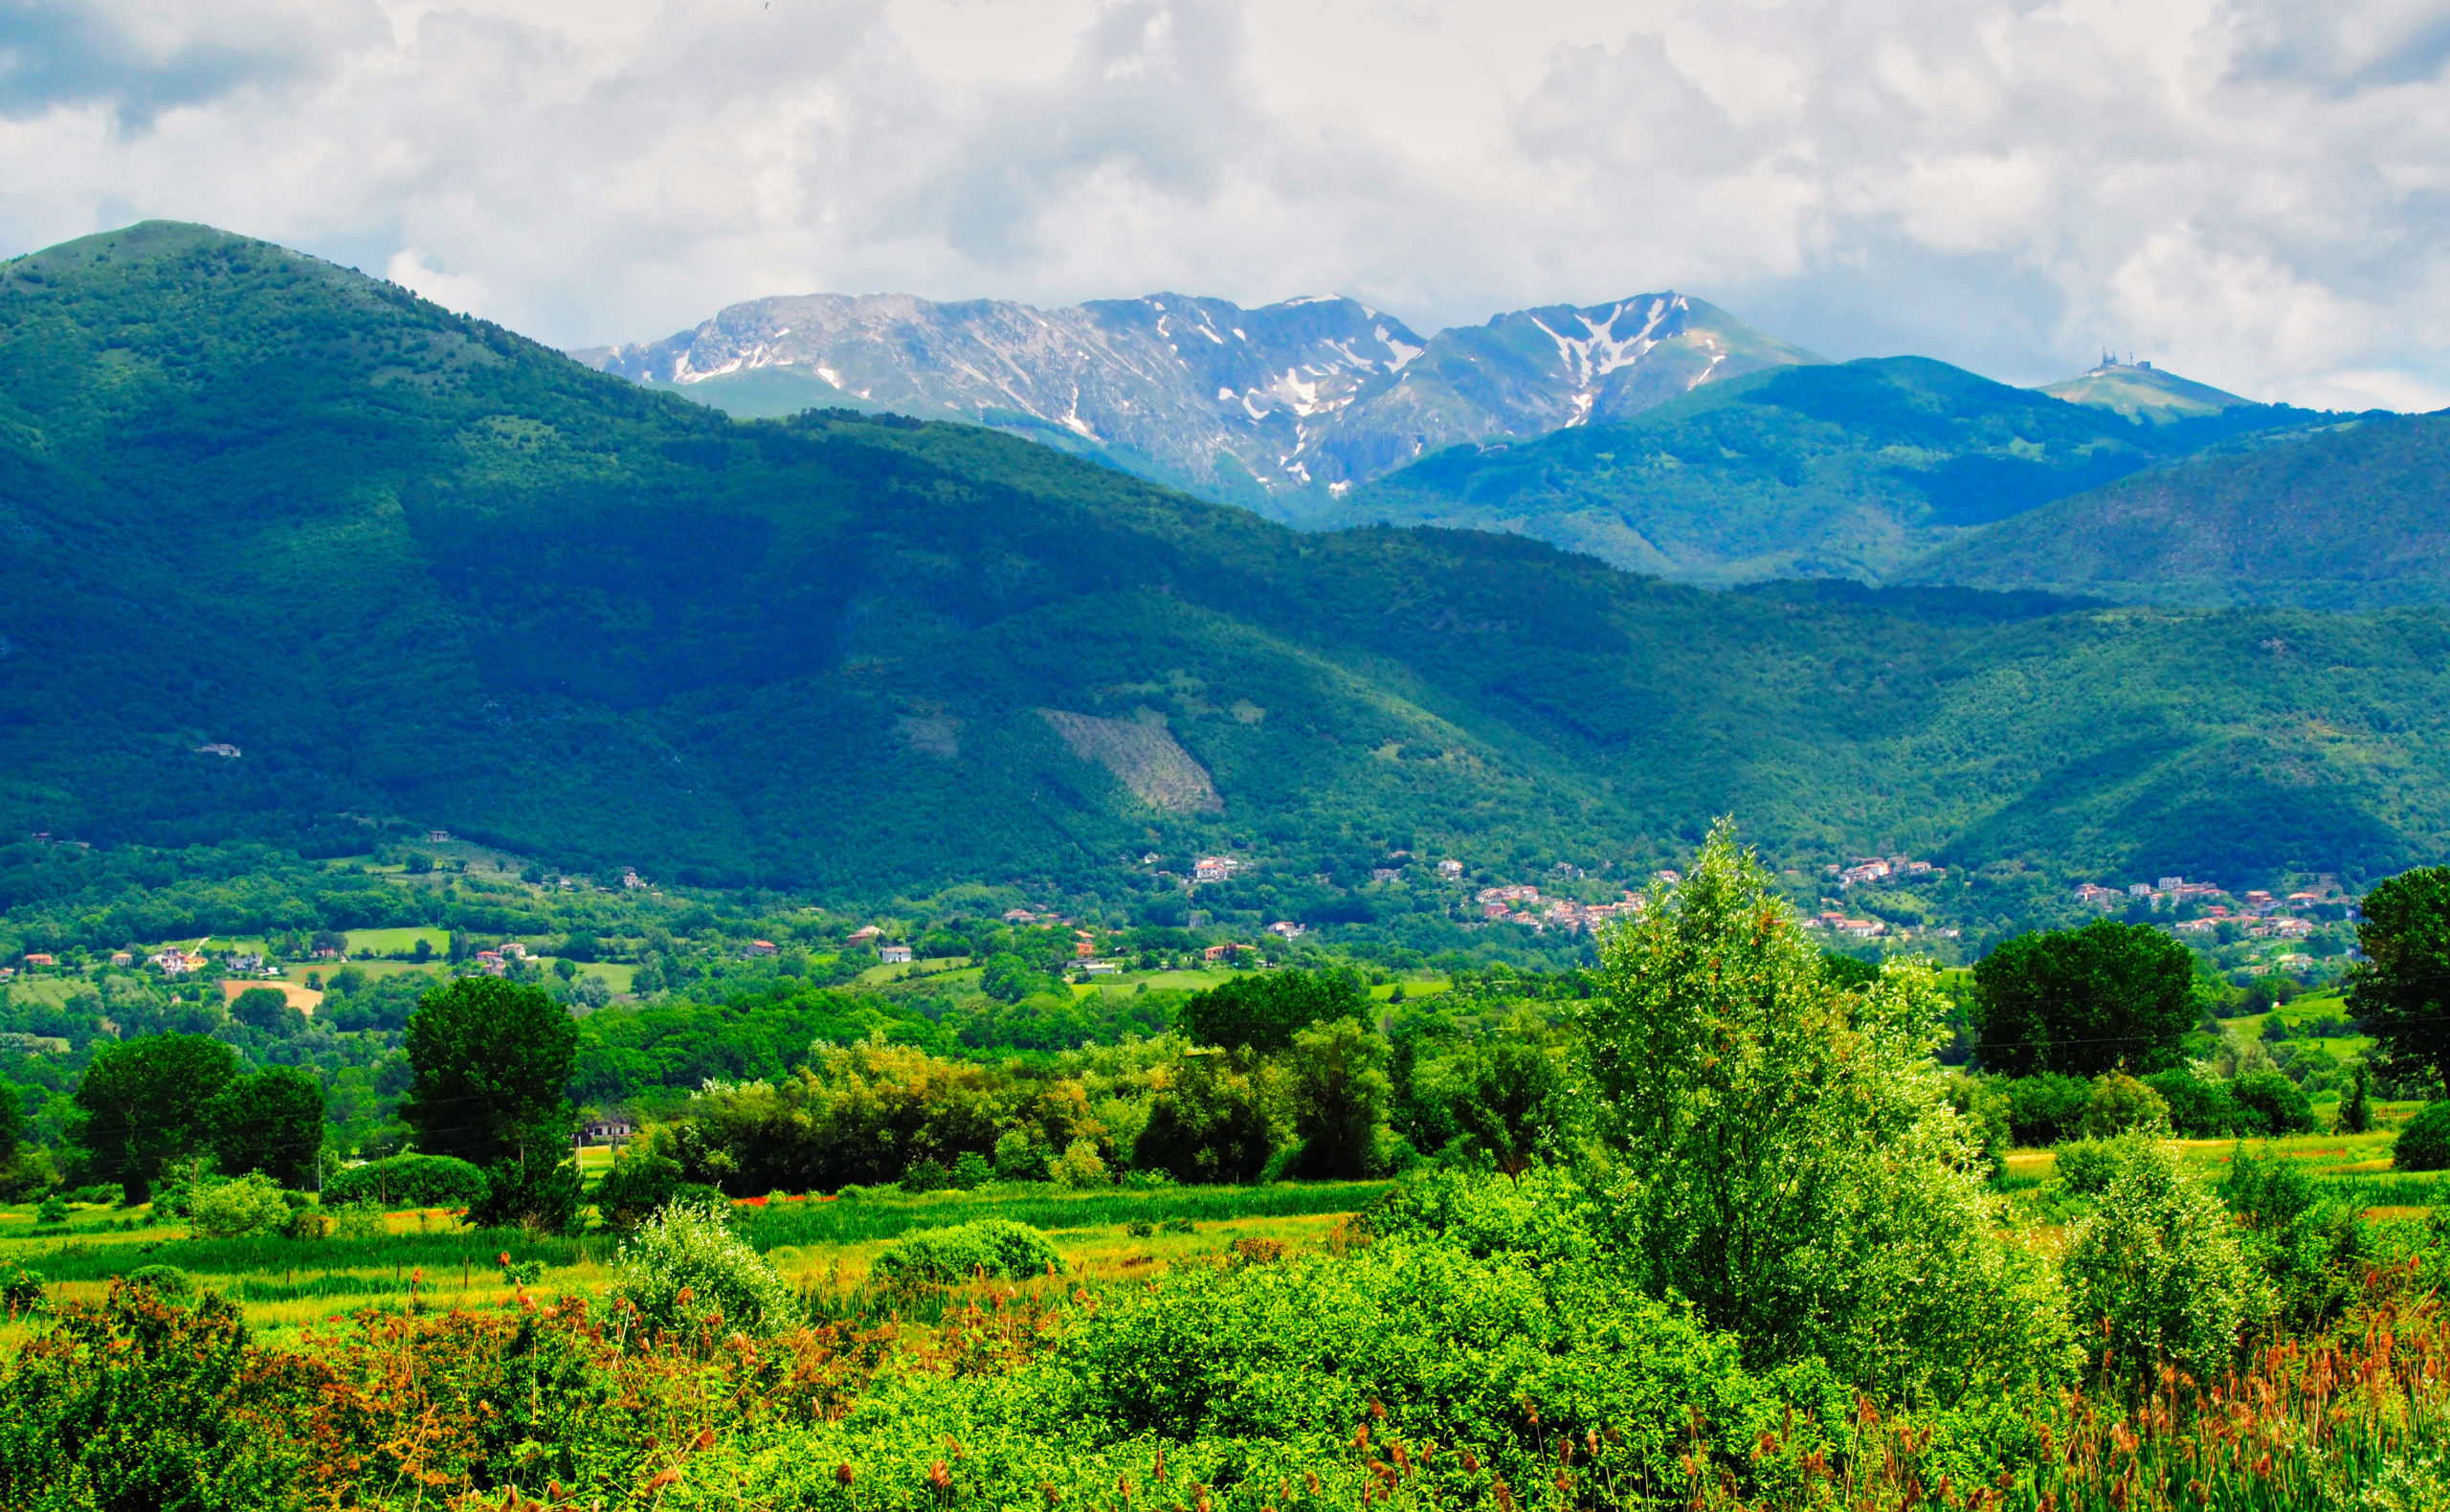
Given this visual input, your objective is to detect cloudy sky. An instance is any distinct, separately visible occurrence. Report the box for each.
[4,0,2446,409]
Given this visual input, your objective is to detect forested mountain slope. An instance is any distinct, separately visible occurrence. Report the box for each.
[1346,357,2323,583]
[1904,413,2450,609]
[4,223,2449,896]
[576,290,1815,512]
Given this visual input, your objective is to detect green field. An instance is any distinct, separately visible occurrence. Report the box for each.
[342,926,449,957]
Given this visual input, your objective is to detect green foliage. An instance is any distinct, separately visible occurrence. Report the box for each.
[466,1155,583,1234]
[2080,1071,2172,1137]
[2232,1071,2317,1135]
[321,1153,487,1210]
[186,1173,294,1240]
[1133,1052,1277,1184]
[1282,1017,1396,1179]
[1581,821,2073,1401]
[1176,969,1366,1052]
[1972,919,2196,1077]
[1995,1073,2094,1145]
[401,977,576,1169]
[593,1147,689,1232]
[2352,865,2450,1092]
[1432,1023,1566,1176]
[0,1284,318,1511]
[2053,1138,2131,1196]
[1048,1139,1107,1189]
[2144,1068,2248,1138]
[225,988,297,1036]
[612,1203,798,1336]
[68,1033,238,1204]
[2061,1134,2261,1385]
[2340,1061,2374,1133]
[0,1259,43,1316]
[122,1265,193,1298]
[207,1067,323,1189]
[870,1218,1063,1284]
[2394,1102,2450,1171]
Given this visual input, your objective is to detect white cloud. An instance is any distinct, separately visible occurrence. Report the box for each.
[0,0,2445,409]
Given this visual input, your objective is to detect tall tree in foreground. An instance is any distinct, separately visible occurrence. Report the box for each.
[69,1034,239,1205]
[401,978,580,1229]
[1970,918,2196,1078]
[1580,819,2073,1402]
[2350,865,2450,1095]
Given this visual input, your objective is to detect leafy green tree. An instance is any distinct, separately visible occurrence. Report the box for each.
[2079,1072,2172,1138]
[401,978,577,1167]
[0,1079,24,1169]
[69,1034,240,1204]
[1436,1022,1564,1178]
[226,987,298,1036]
[2350,865,2450,1092]
[1176,968,1366,1053]
[1133,1053,1276,1184]
[1971,919,2195,1077]
[1581,820,2073,1402]
[1283,1018,1394,1179]
[2338,1062,2373,1134]
[208,1067,324,1189]
[2061,1134,2260,1386]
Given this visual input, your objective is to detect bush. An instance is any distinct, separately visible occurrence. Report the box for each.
[2080,1073,2171,1137]
[122,1264,193,1298]
[322,1154,488,1210]
[611,1204,797,1336]
[1050,1139,1107,1190]
[187,1174,291,1240]
[2053,1138,2131,1195]
[949,1151,993,1190]
[872,1220,1064,1284]
[327,1202,386,1240]
[0,1260,42,1317]
[2061,1135,2261,1385]
[2231,1072,2316,1135]
[468,1158,582,1234]
[593,1149,687,1233]
[34,1196,66,1225]
[2395,1102,2450,1171]
[2144,1069,2245,1137]
[1995,1074,2095,1145]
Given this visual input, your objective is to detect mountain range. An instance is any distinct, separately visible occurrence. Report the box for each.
[573,290,1820,510]
[5,221,2449,906]
[584,289,2371,590]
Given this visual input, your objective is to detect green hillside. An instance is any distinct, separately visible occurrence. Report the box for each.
[4,223,2450,896]
[2038,360,2259,423]
[1907,413,2450,609]
[1342,356,2317,583]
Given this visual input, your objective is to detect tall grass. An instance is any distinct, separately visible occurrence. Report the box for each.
[3,1228,596,1281]
[744,1180,1393,1248]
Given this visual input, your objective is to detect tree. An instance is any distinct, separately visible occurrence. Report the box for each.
[1580,820,2073,1402]
[208,1068,324,1189]
[1133,1053,1277,1184]
[2350,865,2450,1092]
[1971,919,2195,1078]
[227,987,298,1037]
[1436,1020,1565,1178]
[1176,968,1367,1053]
[0,1079,24,1169]
[1283,1018,1394,1179]
[400,978,576,1172]
[69,1034,240,1204]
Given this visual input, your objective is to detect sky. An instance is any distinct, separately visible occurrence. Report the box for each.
[3,0,2447,410]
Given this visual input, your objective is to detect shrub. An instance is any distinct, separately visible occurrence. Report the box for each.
[949,1151,993,1190]
[872,1220,1064,1284]
[468,1158,583,1234]
[2232,1071,2316,1135]
[2061,1135,2261,1385]
[611,1203,798,1336]
[2145,1069,2246,1137]
[0,1260,41,1317]
[2339,1062,2374,1134]
[1050,1139,1107,1190]
[187,1174,291,1240]
[991,1129,1046,1182]
[2080,1072,2172,1137]
[901,1157,951,1193]
[2396,1102,2450,1171]
[327,1202,386,1240]
[1125,1218,1154,1237]
[122,1264,193,1298]
[2053,1138,2133,1195]
[2219,1145,2321,1233]
[34,1196,66,1225]
[1996,1074,2093,1145]
[593,1148,687,1232]
[322,1154,487,1210]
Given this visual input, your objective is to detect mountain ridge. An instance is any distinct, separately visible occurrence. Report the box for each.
[572,288,1820,511]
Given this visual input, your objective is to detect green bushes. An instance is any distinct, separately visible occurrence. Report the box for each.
[2395,1102,2450,1170]
[185,1173,292,1239]
[612,1204,798,1336]
[2061,1136,2261,1385]
[1996,1074,2093,1145]
[322,1154,487,1210]
[871,1220,1063,1284]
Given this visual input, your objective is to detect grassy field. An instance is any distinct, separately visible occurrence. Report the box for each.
[341,926,450,957]
[0,1179,1394,1347]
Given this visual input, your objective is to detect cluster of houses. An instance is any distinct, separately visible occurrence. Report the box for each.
[469,941,533,976]
[1827,856,1943,889]
[2069,876,2350,943]
[1471,884,1646,933]
[1798,912,1889,939]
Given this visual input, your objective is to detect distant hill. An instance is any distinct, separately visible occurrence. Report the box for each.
[2039,359,2260,424]
[574,291,1818,512]
[7,222,2450,894]
[1337,357,2320,584]
[1905,413,2450,608]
